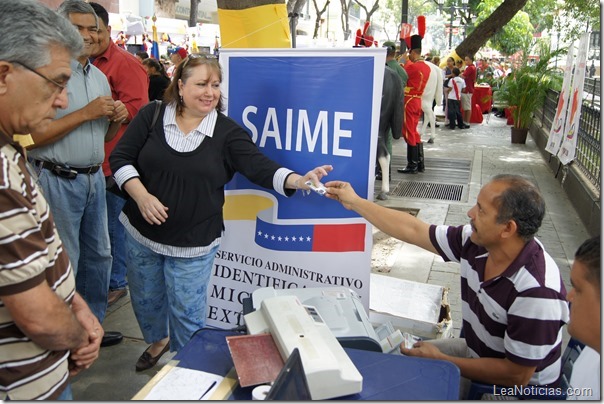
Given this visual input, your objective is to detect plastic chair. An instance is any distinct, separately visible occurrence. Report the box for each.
[466,337,585,400]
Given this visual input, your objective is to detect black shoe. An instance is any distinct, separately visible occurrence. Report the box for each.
[460,124,470,129]
[101,331,123,347]
[448,126,456,130]
[136,342,170,371]
[427,138,434,144]
[434,123,440,127]
[397,166,418,174]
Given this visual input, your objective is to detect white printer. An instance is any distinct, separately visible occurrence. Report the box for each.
[244,294,363,400]
[243,287,381,352]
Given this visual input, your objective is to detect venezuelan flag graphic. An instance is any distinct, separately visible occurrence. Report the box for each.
[224,193,365,253]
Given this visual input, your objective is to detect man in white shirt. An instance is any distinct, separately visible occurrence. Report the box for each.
[567,235,600,400]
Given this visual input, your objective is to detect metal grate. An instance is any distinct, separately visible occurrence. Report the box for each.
[390,181,465,201]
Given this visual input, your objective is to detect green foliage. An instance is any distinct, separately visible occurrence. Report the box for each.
[520,0,557,32]
[497,40,564,129]
[557,0,600,43]
[475,0,534,56]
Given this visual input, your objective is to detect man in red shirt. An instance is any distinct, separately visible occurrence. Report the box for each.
[398,34,431,174]
[89,3,149,330]
[461,54,476,125]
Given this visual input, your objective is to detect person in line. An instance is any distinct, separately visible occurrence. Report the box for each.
[324,174,569,399]
[397,34,431,175]
[377,41,406,181]
[110,55,332,372]
[446,67,468,129]
[461,54,477,125]
[566,235,600,400]
[135,50,149,63]
[142,57,171,101]
[28,0,128,349]
[89,2,149,316]
[0,0,103,399]
[443,56,456,124]
[167,47,188,78]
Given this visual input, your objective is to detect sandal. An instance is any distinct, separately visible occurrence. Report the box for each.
[135,341,170,371]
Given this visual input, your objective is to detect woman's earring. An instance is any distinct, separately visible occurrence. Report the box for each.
[180,95,184,104]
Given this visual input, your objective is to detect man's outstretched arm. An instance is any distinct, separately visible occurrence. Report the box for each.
[325,180,438,254]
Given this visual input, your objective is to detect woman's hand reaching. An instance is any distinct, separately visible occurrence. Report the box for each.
[291,164,333,191]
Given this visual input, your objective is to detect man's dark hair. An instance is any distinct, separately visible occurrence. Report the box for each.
[136,51,149,60]
[89,2,109,28]
[466,54,475,62]
[575,235,600,289]
[490,174,545,241]
[452,67,460,76]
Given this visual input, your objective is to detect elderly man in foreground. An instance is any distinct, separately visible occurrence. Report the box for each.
[0,0,102,399]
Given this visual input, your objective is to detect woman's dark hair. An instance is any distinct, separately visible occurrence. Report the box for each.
[164,54,225,115]
[136,51,149,60]
[490,174,545,241]
[575,235,601,289]
[142,57,169,80]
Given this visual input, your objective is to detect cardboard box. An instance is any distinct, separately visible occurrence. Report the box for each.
[369,274,453,340]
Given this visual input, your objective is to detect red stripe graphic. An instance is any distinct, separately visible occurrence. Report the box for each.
[312,224,366,252]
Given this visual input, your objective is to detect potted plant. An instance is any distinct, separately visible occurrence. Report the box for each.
[497,41,563,143]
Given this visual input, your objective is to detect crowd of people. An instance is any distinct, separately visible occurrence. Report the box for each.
[0,0,599,401]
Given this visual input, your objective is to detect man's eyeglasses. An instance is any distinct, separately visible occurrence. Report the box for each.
[12,61,67,93]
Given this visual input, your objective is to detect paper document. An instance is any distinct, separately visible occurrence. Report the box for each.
[144,366,223,400]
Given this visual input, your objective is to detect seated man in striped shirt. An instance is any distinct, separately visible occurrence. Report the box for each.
[324,174,569,399]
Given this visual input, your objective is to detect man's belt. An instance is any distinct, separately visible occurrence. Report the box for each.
[33,159,101,179]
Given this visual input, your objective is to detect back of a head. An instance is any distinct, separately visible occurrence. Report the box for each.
[575,235,601,289]
[490,174,545,241]
[383,41,396,57]
[0,0,82,68]
[143,57,168,79]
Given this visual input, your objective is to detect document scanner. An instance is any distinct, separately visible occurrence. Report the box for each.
[244,286,382,352]
[243,294,363,400]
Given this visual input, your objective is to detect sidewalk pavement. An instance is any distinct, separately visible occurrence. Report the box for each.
[71,109,591,400]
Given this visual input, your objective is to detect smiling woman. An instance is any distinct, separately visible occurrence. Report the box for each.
[108,52,332,371]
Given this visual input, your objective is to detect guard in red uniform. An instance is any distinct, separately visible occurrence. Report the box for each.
[398,33,431,174]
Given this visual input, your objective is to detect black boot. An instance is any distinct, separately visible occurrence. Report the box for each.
[417,142,425,172]
[397,145,419,174]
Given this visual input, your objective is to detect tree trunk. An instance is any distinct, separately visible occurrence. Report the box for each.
[188,0,199,27]
[217,0,286,9]
[312,0,330,39]
[455,0,529,58]
[155,0,177,18]
[340,0,351,40]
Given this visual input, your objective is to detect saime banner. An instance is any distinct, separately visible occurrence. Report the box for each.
[558,32,589,165]
[206,49,386,329]
[545,42,575,155]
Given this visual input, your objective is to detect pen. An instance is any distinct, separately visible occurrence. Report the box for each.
[199,381,217,400]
